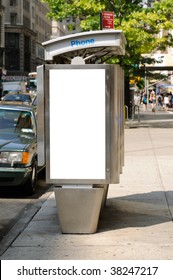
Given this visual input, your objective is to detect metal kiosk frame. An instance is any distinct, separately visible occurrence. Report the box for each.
[37,30,126,234]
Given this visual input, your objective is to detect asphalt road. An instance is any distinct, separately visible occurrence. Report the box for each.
[128,106,173,128]
[0,168,51,242]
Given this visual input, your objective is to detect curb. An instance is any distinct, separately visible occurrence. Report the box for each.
[0,186,53,257]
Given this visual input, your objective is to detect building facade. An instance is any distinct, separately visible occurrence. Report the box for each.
[0,0,5,71]
[51,17,81,38]
[1,0,52,83]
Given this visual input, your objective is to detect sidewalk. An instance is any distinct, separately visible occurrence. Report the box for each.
[1,109,173,260]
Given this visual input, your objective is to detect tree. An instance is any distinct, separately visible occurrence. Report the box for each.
[42,0,173,112]
[43,0,173,72]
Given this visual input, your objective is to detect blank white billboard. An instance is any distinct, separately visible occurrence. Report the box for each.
[49,69,106,180]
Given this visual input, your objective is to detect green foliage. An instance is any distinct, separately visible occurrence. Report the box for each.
[42,0,173,77]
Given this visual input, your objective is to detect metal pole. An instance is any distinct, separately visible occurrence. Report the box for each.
[124,105,129,120]
[145,68,149,105]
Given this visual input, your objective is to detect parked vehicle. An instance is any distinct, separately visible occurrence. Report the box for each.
[32,95,37,115]
[0,103,42,195]
[0,93,32,105]
[1,81,27,98]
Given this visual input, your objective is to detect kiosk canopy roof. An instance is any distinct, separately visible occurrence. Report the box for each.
[42,30,126,64]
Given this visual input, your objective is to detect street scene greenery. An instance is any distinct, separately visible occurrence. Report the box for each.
[42,0,173,86]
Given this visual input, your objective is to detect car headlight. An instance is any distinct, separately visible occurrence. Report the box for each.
[0,152,30,166]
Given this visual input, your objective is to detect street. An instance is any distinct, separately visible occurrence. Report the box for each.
[0,108,173,246]
[0,107,173,260]
[130,105,173,128]
[0,169,51,243]
[0,106,173,260]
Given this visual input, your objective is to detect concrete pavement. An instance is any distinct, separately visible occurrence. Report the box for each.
[1,108,173,260]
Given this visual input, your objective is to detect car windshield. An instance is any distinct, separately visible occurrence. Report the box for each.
[0,108,35,134]
[2,94,32,103]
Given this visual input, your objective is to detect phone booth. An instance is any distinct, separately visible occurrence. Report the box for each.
[37,30,126,233]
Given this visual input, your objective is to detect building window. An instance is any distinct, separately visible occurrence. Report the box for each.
[23,15,30,28]
[10,0,16,6]
[31,39,36,55]
[24,35,30,72]
[10,13,17,25]
[5,33,20,71]
[5,33,19,49]
[23,0,30,11]
[32,6,35,18]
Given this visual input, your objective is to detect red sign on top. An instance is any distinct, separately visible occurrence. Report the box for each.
[101,11,114,29]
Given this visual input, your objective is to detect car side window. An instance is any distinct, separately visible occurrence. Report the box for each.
[15,112,33,131]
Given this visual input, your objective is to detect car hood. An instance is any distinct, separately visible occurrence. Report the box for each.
[0,131,35,151]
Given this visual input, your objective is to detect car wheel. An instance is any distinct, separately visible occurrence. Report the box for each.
[24,160,37,195]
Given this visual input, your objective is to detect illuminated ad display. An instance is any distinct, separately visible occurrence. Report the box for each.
[47,68,106,182]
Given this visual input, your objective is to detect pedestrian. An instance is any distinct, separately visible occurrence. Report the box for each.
[149,90,156,112]
[133,92,141,121]
[168,92,172,108]
[157,94,163,110]
[142,92,147,111]
[163,94,169,111]
[134,92,141,107]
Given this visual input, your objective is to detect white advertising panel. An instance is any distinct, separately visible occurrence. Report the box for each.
[49,69,106,180]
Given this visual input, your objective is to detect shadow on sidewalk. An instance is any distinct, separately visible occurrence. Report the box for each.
[98,191,173,232]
